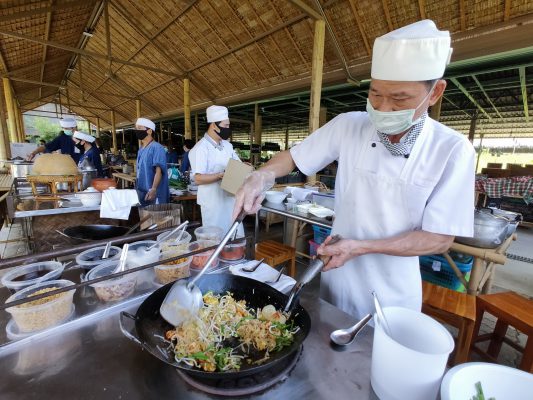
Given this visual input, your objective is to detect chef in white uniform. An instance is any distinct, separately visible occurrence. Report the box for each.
[233,20,475,320]
[189,105,245,236]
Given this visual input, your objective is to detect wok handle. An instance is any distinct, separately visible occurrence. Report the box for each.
[55,229,71,239]
[119,311,142,346]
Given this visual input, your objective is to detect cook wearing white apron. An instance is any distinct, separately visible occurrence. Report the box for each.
[189,134,243,235]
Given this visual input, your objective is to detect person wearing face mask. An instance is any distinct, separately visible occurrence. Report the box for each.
[189,105,244,236]
[135,117,169,206]
[233,20,475,320]
[27,117,81,162]
[73,131,103,177]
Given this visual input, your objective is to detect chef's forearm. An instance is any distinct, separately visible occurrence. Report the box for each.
[151,167,163,190]
[194,173,223,185]
[259,150,296,177]
[353,231,454,257]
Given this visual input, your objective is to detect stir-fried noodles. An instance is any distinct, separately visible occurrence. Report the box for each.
[164,292,299,372]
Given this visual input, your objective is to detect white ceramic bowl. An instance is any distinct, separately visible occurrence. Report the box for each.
[265,191,287,204]
[441,362,533,400]
[77,191,102,206]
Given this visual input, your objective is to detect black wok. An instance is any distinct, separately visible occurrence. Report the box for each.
[120,274,311,380]
[61,224,130,242]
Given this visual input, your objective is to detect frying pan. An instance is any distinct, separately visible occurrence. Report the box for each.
[57,225,130,242]
[120,274,311,380]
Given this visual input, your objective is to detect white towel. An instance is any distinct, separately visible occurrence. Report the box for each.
[100,189,139,220]
[229,260,296,294]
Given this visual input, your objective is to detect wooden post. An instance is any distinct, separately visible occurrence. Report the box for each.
[135,99,141,148]
[475,133,484,173]
[111,110,117,155]
[194,112,199,142]
[319,106,327,127]
[308,19,325,183]
[468,112,477,143]
[254,103,262,166]
[17,105,26,142]
[159,120,163,143]
[0,88,10,160]
[3,78,18,143]
[183,78,191,140]
[14,104,22,142]
[284,124,289,150]
[430,96,443,121]
[96,117,101,138]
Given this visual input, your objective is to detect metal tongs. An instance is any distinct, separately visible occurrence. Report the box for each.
[159,210,247,326]
[284,234,342,313]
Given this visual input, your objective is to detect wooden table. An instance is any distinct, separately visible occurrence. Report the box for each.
[0,174,14,191]
[171,191,198,221]
[112,172,136,189]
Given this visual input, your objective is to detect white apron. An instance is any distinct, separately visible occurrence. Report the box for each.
[320,127,427,320]
[196,146,244,237]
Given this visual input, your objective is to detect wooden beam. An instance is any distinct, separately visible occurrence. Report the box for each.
[194,112,199,142]
[347,0,371,55]
[449,77,493,122]
[104,0,112,73]
[67,81,130,121]
[288,0,323,20]
[471,75,503,119]
[96,117,100,138]
[381,0,394,31]
[518,66,530,123]
[417,0,426,19]
[0,29,183,78]
[135,99,141,119]
[459,0,467,31]
[184,78,191,140]
[2,55,72,78]
[110,110,117,154]
[429,96,442,120]
[3,78,19,143]
[309,20,326,133]
[504,0,512,22]
[0,0,97,24]
[0,88,11,159]
[468,112,477,143]
[15,102,24,142]
[39,1,53,100]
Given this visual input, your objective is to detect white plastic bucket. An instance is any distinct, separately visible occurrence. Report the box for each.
[371,306,454,400]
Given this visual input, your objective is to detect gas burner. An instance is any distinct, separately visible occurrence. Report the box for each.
[176,345,303,397]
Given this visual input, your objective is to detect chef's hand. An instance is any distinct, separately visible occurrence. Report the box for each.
[26,152,35,161]
[318,236,366,271]
[145,188,157,201]
[232,170,276,220]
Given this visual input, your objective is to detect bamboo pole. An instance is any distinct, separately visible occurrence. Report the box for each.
[183,78,191,140]
[17,104,26,142]
[308,19,325,183]
[135,99,142,148]
[194,112,199,142]
[14,103,22,142]
[96,117,100,138]
[430,96,443,121]
[111,110,117,155]
[2,78,18,143]
[0,88,10,160]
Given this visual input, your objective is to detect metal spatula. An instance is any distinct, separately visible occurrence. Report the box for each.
[160,210,247,326]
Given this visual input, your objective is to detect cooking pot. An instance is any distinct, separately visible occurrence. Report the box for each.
[456,209,510,249]
[57,225,130,243]
[9,161,33,178]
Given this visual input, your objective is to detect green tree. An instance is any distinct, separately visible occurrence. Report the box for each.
[33,117,61,142]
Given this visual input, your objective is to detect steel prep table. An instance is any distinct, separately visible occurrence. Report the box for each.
[0,280,379,400]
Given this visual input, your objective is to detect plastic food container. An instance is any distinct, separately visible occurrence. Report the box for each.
[265,190,287,203]
[75,245,121,269]
[1,261,65,293]
[155,251,192,284]
[220,238,246,261]
[85,261,137,302]
[187,240,219,270]
[194,226,224,241]
[6,279,76,333]
[157,230,192,253]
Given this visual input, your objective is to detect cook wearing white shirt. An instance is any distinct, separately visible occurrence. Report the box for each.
[189,105,244,236]
[233,20,475,320]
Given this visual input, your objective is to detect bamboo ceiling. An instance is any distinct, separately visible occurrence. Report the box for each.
[0,0,532,135]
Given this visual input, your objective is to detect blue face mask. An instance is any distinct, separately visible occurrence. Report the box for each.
[64,129,74,136]
[366,84,435,135]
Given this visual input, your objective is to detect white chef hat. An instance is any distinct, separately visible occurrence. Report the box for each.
[136,117,156,131]
[73,131,95,143]
[371,20,453,81]
[206,105,229,123]
[59,117,77,128]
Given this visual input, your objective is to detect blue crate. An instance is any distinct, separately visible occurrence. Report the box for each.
[419,254,473,292]
[312,225,332,245]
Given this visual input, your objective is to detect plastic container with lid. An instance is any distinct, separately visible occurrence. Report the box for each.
[75,245,121,269]
[6,279,76,333]
[157,230,192,253]
[194,226,224,241]
[220,238,246,261]
[85,260,138,302]
[155,251,192,284]
[187,240,219,270]
[1,261,65,293]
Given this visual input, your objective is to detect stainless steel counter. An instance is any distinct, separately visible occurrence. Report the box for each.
[14,202,100,218]
[0,285,378,400]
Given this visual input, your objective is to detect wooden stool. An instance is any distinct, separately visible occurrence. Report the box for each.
[421,281,476,365]
[471,292,533,373]
[255,240,296,278]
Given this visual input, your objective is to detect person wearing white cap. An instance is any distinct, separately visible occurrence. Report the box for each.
[233,20,475,320]
[135,117,169,206]
[27,117,81,162]
[189,105,244,236]
[73,131,103,177]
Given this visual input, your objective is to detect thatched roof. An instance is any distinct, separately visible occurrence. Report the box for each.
[1,0,532,137]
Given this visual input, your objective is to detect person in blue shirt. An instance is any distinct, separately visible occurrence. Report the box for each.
[180,139,194,175]
[27,117,81,162]
[166,142,179,165]
[73,131,103,177]
[135,117,169,206]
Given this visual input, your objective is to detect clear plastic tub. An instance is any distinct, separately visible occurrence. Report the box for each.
[157,230,192,253]
[155,251,192,284]
[6,279,76,333]
[220,238,246,261]
[187,240,219,270]
[85,261,137,302]
[194,226,224,241]
[1,261,65,293]
[75,245,121,269]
